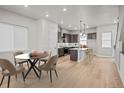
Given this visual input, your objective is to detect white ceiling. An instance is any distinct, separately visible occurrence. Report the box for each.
[0,5,119,30]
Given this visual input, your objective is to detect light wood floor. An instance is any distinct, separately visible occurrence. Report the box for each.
[0,55,123,88]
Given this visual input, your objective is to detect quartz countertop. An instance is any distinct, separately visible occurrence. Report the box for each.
[70,48,88,51]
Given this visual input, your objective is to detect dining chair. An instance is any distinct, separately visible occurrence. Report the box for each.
[0,59,25,88]
[38,50,52,65]
[85,48,93,64]
[14,51,29,68]
[39,55,58,83]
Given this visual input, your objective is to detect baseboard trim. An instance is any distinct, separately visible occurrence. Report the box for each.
[96,54,113,58]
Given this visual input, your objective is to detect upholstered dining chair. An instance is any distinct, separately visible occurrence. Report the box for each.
[0,59,25,88]
[14,51,29,68]
[38,50,52,65]
[39,55,58,83]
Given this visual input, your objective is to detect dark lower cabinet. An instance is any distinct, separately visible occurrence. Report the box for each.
[58,47,70,57]
[70,50,78,61]
[64,47,70,54]
[58,47,78,57]
[58,48,64,57]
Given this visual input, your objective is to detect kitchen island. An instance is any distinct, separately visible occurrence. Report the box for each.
[70,48,88,62]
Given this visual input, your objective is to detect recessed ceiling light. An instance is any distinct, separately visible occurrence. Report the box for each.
[24,5,28,7]
[86,25,89,28]
[60,20,63,25]
[63,8,67,12]
[114,19,117,23]
[45,14,49,17]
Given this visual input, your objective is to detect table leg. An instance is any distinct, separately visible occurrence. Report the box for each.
[24,65,32,79]
[32,67,40,78]
[34,65,40,71]
[24,59,40,79]
[33,59,41,71]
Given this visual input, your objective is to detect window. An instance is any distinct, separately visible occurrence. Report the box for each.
[102,32,112,48]
[0,22,28,52]
[80,34,87,45]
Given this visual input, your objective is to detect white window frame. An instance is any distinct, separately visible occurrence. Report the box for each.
[102,31,112,48]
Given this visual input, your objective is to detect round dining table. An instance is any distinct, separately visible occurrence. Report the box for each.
[15,53,43,79]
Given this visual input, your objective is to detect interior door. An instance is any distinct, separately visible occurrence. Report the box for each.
[47,21,58,56]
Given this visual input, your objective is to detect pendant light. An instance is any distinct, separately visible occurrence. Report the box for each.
[80,20,86,36]
[82,23,86,37]
[80,20,83,35]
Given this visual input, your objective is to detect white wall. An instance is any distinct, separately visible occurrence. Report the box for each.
[96,6,118,26]
[0,9,38,63]
[0,9,59,62]
[36,19,49,51]
[115,6,124,69]
[97,24,117,57]
[36,19,58,55]
[0,23,28,52]
[0,23,14,52]
[0,9,37,50]
[87,28,97,55]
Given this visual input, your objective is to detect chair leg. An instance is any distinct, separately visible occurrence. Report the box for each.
[39,70,42,79]
[22,72,25,82]
[15,61,17,66]
[7,76,11,88]
[0,76,5,87]
[47,71,48,74]
[54,69,58,78]
[38,61,40,67]
[50,70,52,83]
[15,74,17,80]
[44,60,47,64]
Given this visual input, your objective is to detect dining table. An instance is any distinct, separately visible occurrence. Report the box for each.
[15,53,47,79]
